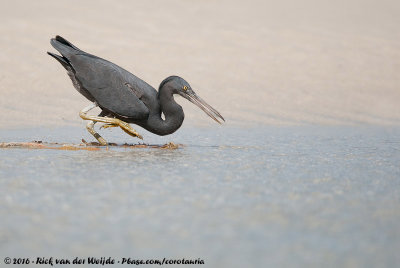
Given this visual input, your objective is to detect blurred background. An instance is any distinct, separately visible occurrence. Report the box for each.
[0,0,399,128]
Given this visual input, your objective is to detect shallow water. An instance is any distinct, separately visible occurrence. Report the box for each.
[0,125,399,267]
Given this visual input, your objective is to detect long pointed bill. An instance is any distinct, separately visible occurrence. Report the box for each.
[183,93,225,124]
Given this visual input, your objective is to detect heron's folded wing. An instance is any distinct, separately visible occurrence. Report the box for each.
[70,54,149,119]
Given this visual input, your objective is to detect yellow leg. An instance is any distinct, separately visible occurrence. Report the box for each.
[86,120,108,146]
[79,104,143,143]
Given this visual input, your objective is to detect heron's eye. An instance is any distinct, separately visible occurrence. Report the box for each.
[183,86,188,91]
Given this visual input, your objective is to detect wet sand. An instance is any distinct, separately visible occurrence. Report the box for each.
[0,141,180,150]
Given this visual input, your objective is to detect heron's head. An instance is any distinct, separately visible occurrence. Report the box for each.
[160,76,225,124]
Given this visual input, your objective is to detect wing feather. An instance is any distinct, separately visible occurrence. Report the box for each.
[69,54,149,119]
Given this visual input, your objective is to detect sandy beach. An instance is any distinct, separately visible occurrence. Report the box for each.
[0,0,399,128]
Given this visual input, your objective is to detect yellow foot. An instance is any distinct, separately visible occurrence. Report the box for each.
[80,104,143,140]
[101,122,143,140]
[100,123,119,130]
[118,121,143,140]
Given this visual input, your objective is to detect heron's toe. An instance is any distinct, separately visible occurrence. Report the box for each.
[100,123,119,130]
[118,121,143,140]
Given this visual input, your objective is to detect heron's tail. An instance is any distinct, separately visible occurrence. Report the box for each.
[53,35,80,50]
[48,35,80,60]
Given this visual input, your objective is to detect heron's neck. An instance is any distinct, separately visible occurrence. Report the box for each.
[148,86,184,135]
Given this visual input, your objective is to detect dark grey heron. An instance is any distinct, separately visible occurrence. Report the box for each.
[47,36,224,145]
